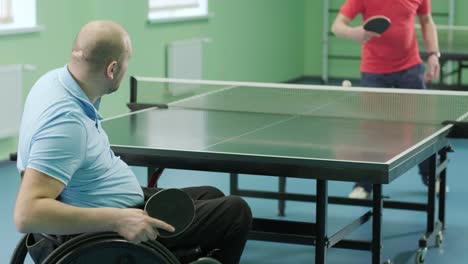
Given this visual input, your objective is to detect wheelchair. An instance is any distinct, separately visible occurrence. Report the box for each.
[10,231,221,264]
[9,153,220,264]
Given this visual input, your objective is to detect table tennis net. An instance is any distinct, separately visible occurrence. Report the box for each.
[132,77,468,125]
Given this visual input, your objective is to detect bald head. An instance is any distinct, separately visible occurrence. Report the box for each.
[70,20,131,70]
[68,20,133,102]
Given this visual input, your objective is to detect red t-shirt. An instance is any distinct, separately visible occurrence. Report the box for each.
[340,0,431,73]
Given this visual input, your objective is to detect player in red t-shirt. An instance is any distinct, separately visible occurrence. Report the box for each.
[331,0,442,199]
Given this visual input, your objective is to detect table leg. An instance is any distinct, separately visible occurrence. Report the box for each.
[372,184,382,264]
[278,176,286,216]
[438,150,447,228]
[427,154,437,233]
[230,173,239,195]
[316,179,328,263]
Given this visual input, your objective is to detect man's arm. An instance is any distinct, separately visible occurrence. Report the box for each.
[331,13,379,43]
[14,168,174,243]
[419,13,440,82]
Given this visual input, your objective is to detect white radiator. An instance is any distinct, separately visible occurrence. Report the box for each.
[166,38,209,96]
[0,64,27,139]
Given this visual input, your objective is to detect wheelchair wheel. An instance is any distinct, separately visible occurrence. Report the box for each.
[42,232,180,264]
[9,234,28,264]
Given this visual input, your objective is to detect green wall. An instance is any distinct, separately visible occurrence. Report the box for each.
[0,0,306,158]
[304,0,323,76]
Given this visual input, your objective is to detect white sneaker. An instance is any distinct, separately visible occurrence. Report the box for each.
[435,179,450,194]
[348,187,370,199]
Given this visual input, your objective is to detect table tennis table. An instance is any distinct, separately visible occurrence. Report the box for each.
[418,25,468,90]
[102,77,468,263]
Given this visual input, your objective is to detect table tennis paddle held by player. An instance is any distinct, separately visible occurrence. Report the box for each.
[363,16,391,34]
[144,188,195,238]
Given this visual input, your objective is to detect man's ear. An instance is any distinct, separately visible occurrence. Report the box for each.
[106,61,118,80]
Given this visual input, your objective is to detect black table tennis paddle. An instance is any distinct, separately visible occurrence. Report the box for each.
[363,16,391,34]
[144,188,195,238]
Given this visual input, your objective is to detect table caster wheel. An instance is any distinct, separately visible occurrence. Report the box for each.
[436,231,443,247]
[415,247,427,264]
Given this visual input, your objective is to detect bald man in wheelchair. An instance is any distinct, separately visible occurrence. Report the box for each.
[14,20,252,264]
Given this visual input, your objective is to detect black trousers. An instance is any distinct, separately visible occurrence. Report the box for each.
[143,186,253,264]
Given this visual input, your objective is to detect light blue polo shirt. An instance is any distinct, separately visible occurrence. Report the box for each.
[17,66,144,208]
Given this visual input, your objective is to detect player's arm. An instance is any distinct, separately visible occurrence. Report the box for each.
[15,168,119,235]
[419,13,440,81]
[14,168,173,243]
[331,13,379,43]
